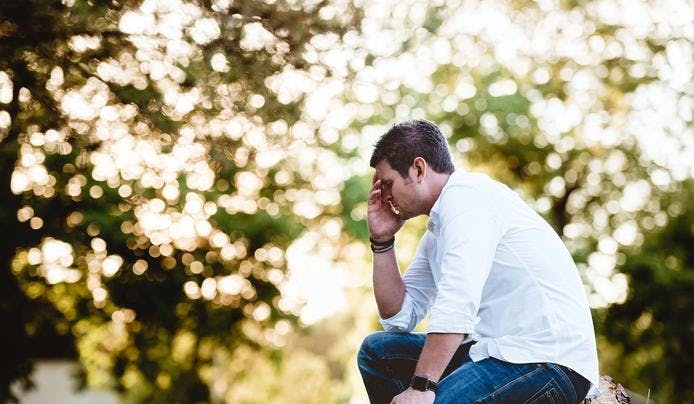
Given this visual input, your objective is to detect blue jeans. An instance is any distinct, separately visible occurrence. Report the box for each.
[358,332,590,403]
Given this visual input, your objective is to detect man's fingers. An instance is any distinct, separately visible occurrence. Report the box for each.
[369,181,382,204]
[368,188,381,204]
[370,179,381,192]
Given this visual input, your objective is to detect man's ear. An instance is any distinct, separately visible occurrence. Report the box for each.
[413,157,426,183]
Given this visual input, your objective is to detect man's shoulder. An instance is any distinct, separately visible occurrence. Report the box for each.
[437,172,499,212]
[443,171,507,197]
[448,171,506,188]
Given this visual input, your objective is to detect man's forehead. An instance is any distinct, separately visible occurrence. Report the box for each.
[374,160,396,178]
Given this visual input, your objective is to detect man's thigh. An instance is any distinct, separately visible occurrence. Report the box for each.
[358,332,475,388]
[435,358,580,404]
[359,332,473,371]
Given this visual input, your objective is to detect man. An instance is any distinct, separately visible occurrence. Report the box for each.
[358,120,599,403]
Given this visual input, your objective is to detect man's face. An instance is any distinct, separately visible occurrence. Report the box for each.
[374,160,420,220]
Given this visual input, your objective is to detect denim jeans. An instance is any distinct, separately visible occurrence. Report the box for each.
[358,332,590,404]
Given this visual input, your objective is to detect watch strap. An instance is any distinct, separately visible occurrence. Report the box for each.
[410,375,438,393]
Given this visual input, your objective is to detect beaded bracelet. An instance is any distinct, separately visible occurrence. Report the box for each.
[371,243,395,253]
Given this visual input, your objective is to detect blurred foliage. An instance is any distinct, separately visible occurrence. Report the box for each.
[1,0,692,403]
[1,0,361,402]
[597,180,694,403]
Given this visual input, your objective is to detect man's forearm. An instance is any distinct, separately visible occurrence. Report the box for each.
[415,333,467,382]
[372,247,405,318]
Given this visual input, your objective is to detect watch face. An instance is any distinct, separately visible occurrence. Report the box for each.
[411,376,427,391]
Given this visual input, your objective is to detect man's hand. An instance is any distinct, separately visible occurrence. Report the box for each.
[368,176,404,241]
[390,388,435,404]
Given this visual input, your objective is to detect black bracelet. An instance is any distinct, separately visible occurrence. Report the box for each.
[369,236,395,247]
[371,243,395,253]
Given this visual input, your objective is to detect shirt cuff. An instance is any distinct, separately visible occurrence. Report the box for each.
[379,292,416,332]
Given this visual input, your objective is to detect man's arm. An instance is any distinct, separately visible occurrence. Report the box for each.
[368,176,407,317]
[414,333,466,381]
[372,245,405,318]
[368,174,436,331]
[390,333,466,404]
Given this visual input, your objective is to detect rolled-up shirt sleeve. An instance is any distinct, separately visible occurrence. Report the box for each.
[379,233,436,332]
[427,205,501,334]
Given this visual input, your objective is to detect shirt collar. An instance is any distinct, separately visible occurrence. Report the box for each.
[427,170,462,235]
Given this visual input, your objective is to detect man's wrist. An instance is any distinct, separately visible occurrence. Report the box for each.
[370,236,395,253]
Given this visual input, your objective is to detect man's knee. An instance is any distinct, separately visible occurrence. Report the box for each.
[358,331,407,368]
[358,332,386,365]
[358,331,423,367]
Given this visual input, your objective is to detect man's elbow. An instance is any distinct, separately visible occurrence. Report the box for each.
[379,308,400,319]
[378,298,404,320]
[376,294,405,319]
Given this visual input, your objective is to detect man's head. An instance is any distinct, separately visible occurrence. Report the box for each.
[369,119,454,178]
[369,120,455,219]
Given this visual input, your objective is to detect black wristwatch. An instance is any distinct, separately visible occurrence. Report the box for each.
[410,375,438,393]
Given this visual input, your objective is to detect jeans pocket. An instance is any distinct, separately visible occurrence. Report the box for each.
[524,379,565,404]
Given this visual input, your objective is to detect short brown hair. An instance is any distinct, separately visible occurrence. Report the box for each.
[370,120,454,177]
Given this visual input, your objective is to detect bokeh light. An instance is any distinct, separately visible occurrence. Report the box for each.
[3,0,692,402]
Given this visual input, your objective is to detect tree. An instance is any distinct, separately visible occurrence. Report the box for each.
[598,180,694,403]
[0,0,361,401]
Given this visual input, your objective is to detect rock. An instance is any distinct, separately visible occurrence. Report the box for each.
[582,375,632,404]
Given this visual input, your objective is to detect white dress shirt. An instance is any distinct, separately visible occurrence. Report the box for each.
[379,171,600,397]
